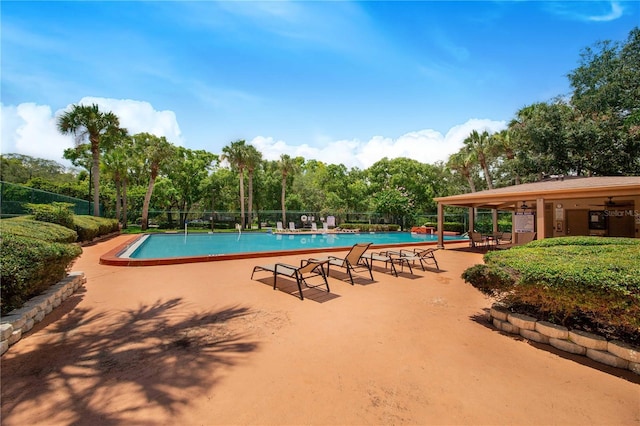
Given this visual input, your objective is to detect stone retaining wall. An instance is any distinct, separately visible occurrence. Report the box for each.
[490,304,639,375]
[0,272,86,356]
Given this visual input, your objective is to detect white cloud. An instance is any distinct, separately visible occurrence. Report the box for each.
[545,1,624,22]
[1,98,184,165]
[0,102,74,162]
[251,118,506,169]
[587,1,623,22]
[73,97,184,145]
[3,98,506,171]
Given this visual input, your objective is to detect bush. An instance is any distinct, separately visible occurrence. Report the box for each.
[340,223,401,232]
[25,202,75,229]
[1,233,82,314]
[424,221,465,233]
[73,215,119,242]
[1,217,78,243]
[463,236,640,342]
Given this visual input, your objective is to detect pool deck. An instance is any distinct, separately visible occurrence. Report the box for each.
[1,234,638,425]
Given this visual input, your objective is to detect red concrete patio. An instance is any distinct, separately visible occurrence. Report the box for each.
[1,235,638,425]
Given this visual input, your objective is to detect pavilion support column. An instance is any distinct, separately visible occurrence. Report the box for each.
[437,202,445,249]
[492,209,498,234]
[468,207,475,233]
[536,198,545,239]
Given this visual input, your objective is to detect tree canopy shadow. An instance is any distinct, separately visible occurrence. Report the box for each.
[1,298,258,425]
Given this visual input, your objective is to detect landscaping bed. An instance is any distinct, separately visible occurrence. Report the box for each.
[462,236,640,346]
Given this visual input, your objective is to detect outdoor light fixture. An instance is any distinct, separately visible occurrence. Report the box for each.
[520,201,530,210]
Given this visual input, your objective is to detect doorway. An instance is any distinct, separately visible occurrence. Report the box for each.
[608,209,635,237]
[566,210,589,236]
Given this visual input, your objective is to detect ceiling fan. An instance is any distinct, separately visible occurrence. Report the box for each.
[589,197,634,208]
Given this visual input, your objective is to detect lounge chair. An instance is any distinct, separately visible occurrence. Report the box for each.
[289,222,300,232]
[251,259,330,300]
[469,231,487,249]
[312,242,374,285]
[311,222,318,232]
[497,232,512,245]
[322,223,329,233]
[275,221,284,233]
[361,250,413,277]
[394,247,439,271]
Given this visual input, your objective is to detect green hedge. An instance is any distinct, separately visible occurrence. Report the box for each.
[424,222,465,233]
[0,233,82,314]
[462,236,640,341]
[25,202,75,229]
[0,211,118,315]
[73,215,119,242]
[340,223,401,232]
[0,217,78,243]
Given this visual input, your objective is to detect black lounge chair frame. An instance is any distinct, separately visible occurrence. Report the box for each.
[361,251,414,277]
[395,247,440,271]
[251,259,330,300]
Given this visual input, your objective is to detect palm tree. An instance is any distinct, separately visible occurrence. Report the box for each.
[132,133,175,230]
[221,140,248,229]
[464,130,494,190]
[102,134,133,227]
[447,149,477,192]
[278,154,298,225]
[244,145,263,229]
[57,104,121,216]
[491,129,521,185]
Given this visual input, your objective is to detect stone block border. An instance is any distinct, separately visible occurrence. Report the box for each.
[0,272,86,356]
[490,304,640,375]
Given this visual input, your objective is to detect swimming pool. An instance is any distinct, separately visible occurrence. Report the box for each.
[101,231,467,266]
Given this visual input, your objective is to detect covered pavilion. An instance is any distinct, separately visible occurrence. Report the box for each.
[434,176,640,248]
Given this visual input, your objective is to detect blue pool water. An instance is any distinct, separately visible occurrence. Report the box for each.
[125,232,466,259]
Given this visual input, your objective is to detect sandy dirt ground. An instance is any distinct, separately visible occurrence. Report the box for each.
[1,235,638,425]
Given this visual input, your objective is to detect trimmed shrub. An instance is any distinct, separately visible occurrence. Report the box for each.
[24,202,75,229]
[340,223,401,232]
[1,233,82,314]
[1,217,78,243]
[73,215,119,242]
[463,236,640,341]
[424,221,465,233]
[460,264,516,297]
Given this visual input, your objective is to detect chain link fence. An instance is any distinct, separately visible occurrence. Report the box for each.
[1,181,98,218]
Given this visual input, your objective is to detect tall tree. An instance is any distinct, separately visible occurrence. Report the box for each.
[165,147,217,226]
[567,27,640,175]
[57,104,121,216]
[278,154,298,225]
[491,129,521,185]
[132,133,175,230]
[221,140,248,229]
[447,149,477,192]
[244,144,263,229]
[102,135,133,227]
[464,130,494,190]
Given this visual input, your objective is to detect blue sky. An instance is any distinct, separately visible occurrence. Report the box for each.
[1,1,638,169]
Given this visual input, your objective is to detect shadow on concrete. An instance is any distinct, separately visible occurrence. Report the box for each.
[468,311,640,384]
[1,298,258,424]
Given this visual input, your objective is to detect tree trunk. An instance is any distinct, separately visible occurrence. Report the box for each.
[239,170,246,230]
[141,169,157,231]
[247,171,254,230]
[114,177,122,225]
[122,179,128,229]
[281,175,287,225]
[463,171,476,192]
[91,139,101,216]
